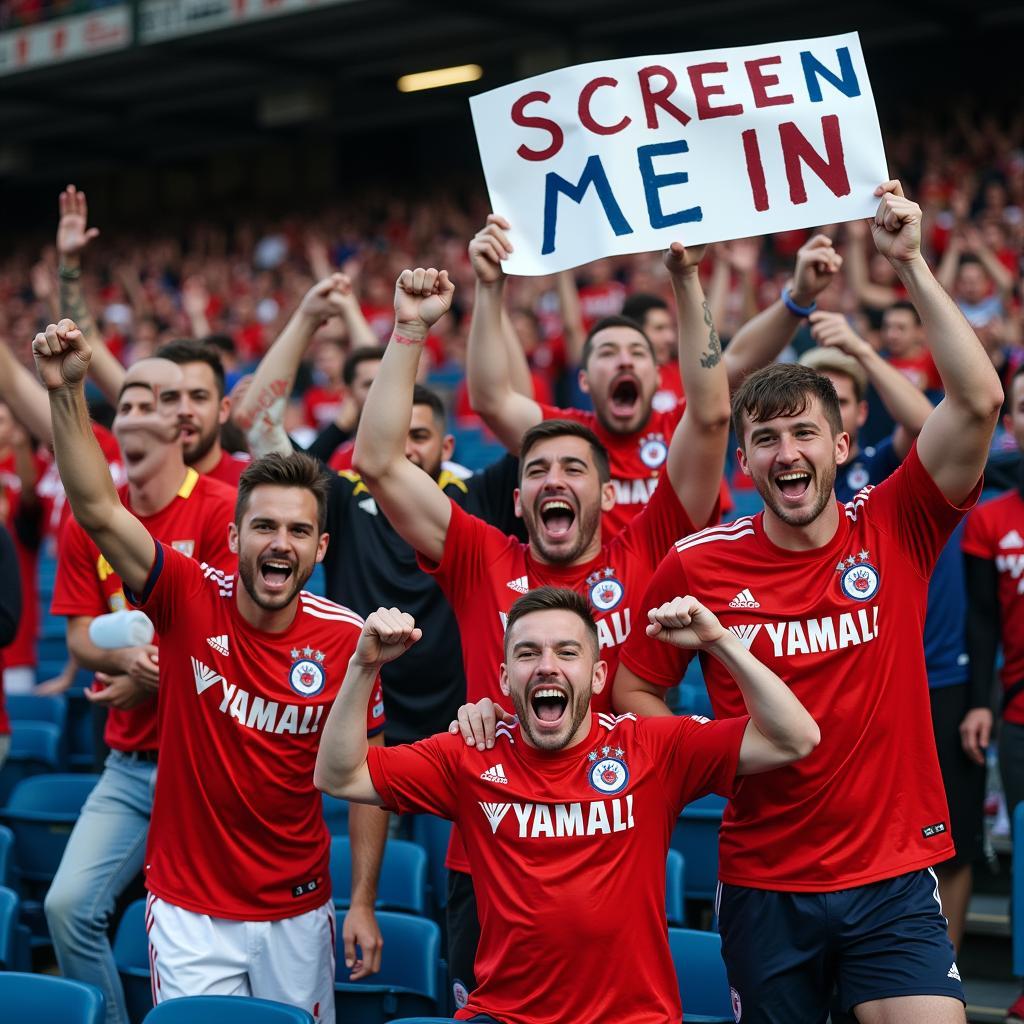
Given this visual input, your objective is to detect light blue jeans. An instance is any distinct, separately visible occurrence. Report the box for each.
[44,750,156,1024]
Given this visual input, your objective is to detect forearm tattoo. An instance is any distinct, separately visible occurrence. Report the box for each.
[700,300,722,368]
[60,277,96,338]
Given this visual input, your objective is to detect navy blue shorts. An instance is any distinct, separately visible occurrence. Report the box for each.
[717,868,964,1023]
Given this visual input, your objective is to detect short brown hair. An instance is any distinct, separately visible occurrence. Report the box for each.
[503,586,598,658]
[731,363,842,447]
[798,347,867,403]
[519,420,611,483]
[235,452,329,533]
[156,339,226,398]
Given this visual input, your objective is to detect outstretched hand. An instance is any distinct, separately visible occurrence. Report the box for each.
[870,180,922,265]
[57,185,100,258]
[32,319,91,390]
[469,215,512,285]
[393,267,454,338]
[663,241,707,279]
[646,595,726,649]
[353,607,422,669]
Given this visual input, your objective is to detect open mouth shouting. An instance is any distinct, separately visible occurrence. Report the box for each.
[608,373,640,420]
[259,556,295,594]
[774,469,813,505]
[537,496,577,542]
[529,684,570,731]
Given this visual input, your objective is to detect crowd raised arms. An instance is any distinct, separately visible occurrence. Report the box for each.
[0,169,1017,1024]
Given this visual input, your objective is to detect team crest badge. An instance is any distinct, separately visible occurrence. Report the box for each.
[587,745,630,795]
[588,567,624,611]
[731,986,742,1021]
[845,463,870,493]
[289,646,327,698]
[835,549,880,601]
[638,432,668,469]
[171,539,195,557]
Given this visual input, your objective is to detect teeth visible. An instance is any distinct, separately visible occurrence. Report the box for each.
[534,689,565,700]
[777,472,810,482]
[264,561,291,569]
[542,501,572,512]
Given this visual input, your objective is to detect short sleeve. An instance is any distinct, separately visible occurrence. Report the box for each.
[618,549,695,688]
[365,732,463,819]
[617,469,706,570]
[51,519,108,618]
[638,713,749,810]
[196,492,237,573]
[961,503,996,560]
[861,443,981,578]
[125,543,204,636]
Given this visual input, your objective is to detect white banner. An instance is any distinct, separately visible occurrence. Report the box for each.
[470,32,887,276]
[0,7,130,76]
[139,0,357,42]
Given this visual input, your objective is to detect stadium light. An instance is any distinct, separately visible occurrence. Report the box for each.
[397,64,483,93]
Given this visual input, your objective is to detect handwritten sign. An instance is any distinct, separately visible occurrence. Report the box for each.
[470,32,887,275]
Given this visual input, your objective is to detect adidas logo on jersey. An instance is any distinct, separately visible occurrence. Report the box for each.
[206,634,229,656]
[947,962,961,981]
[506,576,529,594]
[191,656,225,695]
[1000,529,1024,549]
[729,588,759,608]
[480,763,508,785]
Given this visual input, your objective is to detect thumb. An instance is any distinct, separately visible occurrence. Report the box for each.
[84,227,100,242]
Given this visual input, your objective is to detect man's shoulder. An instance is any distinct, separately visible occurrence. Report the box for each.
[663,515,760,568]
[295,592,365,640]
[194,471,238,506]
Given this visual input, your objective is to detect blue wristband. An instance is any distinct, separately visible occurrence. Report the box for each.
[781,286,817,317]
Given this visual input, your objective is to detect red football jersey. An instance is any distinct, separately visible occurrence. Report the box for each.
[367,711,747,1024]
[130,543,384,920]
[204,449,250,487]
[578,280,627,332]
[51,470,236,752]
[302,385,343,430]
[620,445,979,891]
[328,442,355,473]
[962,490,1024,725]
[419,475,703,873]
[653,361,684,413]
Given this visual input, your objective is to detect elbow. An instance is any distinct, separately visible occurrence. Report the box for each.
[786,720,821,762]
[313,759,347,799]
[352,440,388,486]
[694,403,733,436]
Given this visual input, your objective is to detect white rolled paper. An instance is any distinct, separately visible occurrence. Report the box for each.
[88,610,156,649]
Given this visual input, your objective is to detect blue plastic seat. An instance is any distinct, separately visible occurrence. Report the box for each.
[0,884,17,969]
[322,792,349,836]
[1013,802,1024,976]
[5,693,68,729]
[143,995,313,1022]
[0,822,13,887]
[0,773,100,884]
[0,721,65,805]
[410,814,452,913]
[0,971,105,1023]
[671,793,725,902]
[335,911,443,1023]
[331,836,428,916]
[665,848,686,927]
[66,684,98,768]
[668,927,733,1023]
[113,897,154,1024]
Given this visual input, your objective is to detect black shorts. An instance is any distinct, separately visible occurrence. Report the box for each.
[717,869,965,1023]
[930,683,986,866]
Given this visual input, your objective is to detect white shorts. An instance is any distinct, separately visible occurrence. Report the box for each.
[146,894,336,1023]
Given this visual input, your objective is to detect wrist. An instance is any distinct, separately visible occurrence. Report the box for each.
[392,322,429,344]
[58,258,82,278]
[784,281,818,312]
[890,253,929,280]
[705,630,734,658]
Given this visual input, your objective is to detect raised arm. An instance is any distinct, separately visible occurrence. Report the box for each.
[871,182,1003,503]
[56,185,126,404]
[235,275,353,456]
[31,320,155,595]
[555,269,586,366]
[647,596,819,773]
[465,216,543,452]
[722,234,842,389]
[844,218,899,310]
[662,242,732,529]
[808,311,934,460]
[0,337,55,445]
[352,269,456,564]
[314,608,422,802]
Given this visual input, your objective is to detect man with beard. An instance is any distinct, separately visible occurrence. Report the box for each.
[615,182,1003,1024]
[46,356,236,1024]
[313,587,819,1024]
[34,321,383,1022]
[466,215,842,536]
[156,339,251,486]
[354,247,729,1003]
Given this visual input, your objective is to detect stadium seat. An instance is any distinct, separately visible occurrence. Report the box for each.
[143,996,314,1023]
[0,972,105,1024]
[668,927,733,1023]
[5,693,68,729]
[322,792,349,835]
[0,773,100,884]
[112,898,153,1024]
[1014,802,1024,976]
[410,814,452,913]
[671,793,726,902]
[331,837,428,916]
[0,823,13,887]
[335,911,443,1023]
[0,885,17,969]
[665,848,686,927]
[66,685,98,769]
[0,721,65,805]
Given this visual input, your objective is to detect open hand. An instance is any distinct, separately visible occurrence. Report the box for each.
[57,185,100,258]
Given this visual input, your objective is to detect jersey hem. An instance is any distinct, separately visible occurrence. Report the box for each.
[718,847,956,892]
[145,882,332,922]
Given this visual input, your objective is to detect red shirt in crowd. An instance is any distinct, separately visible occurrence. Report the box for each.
[204,449,251,488]
[887,350,942,391]
[368,711,746,1024]
[303,385,343,431]
[578,280,627,332]
[653,362,685,413]
[129,543,383,920]
[621,446,979,891]
[51,470,236,753]
[962,490,1024,725]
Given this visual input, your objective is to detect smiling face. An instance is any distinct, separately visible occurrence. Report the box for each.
[737,396,849,529]
[500,607,605,751]
[580,325,658,435]
[515,434,614,565]
[230,484,328,613]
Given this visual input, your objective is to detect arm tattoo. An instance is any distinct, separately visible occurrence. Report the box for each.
[700,300,722,368]
[60,277,96,340]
